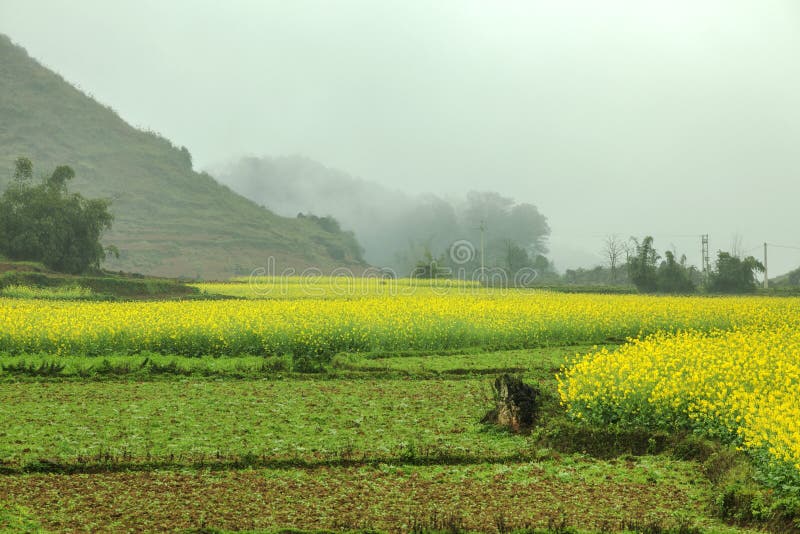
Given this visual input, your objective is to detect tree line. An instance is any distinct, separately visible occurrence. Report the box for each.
[620,235,764,294]
[0,157,772,293]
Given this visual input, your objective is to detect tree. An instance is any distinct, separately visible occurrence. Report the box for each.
[627,236,660,293]
[0,157,115,273]
[13,156,32,181]
[507,203,550,255]
[601,234,625,282]
[707,252,764,293]
[656,250,696,293]
[504,240,531,275]
[411,247,449,279]
[461,191,550,262]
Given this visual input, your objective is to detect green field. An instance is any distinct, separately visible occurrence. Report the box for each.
[0,344,763,533]
[2,284,797,532]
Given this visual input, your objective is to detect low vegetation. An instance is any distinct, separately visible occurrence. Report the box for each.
[0,284,95,300]
[0,346,754,532]
[1,279,797,531]
[0,269,199,301]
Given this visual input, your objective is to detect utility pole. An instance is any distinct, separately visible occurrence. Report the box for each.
[479,220,486,283]
[701,234,710,282]
[764,242,769,289]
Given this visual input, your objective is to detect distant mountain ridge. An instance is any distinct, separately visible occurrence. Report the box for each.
[0,34,365,279]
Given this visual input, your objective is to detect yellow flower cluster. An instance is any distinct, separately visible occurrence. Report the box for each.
[559,324,800,479]
[2,291,799,357]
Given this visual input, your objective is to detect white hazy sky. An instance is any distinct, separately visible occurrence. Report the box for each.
[1,0,799,272]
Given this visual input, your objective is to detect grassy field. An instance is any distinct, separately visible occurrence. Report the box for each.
[0,261,200,301]
[0,347,752,533]
[1,285,798,532]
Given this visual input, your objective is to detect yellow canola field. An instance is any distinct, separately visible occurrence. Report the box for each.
[2,292,799,357]
[559,325,800,480]
[192,276,483,300]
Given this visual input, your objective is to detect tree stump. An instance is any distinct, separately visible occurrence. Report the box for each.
[481,374,541,433]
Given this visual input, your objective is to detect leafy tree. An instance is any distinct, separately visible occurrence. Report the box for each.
[707,252,764,293]
[507,202,550,255]
[627,236,660,293]
[656,250,696,294]
[628,238,700,294]
[0,157,114,273]
[504,240,532,275]
[411,247,449,279]
[501,241,557,285]
[461,191,550,260]
[13,156,32,181]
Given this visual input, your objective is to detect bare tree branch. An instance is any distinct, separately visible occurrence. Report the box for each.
[601,234,625,282]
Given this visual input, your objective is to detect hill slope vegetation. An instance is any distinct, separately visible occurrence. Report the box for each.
[0,34,364,279]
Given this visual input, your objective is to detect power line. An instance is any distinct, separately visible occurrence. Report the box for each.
[550,233,708,241]
[766,243,800,252]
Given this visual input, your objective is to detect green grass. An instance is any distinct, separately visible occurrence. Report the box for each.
[0,284,95,300]
[0,267,200,300]
[0,346,771,532]
[0,348,646,472]
[0,347,585,381]
[0,462,737,533]
[0,377,528,468]
[332,345,590,376]
[0,502,42,533]
[0,353,293,380]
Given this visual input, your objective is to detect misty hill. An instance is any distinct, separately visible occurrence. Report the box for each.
[210,156,551,274]
[0,34,364,279]
[770,267,800,288]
